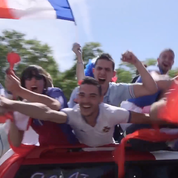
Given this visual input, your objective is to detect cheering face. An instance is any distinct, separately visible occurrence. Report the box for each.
[93,59,115,89]
[24,71,45,94]
[78,84,102,118]
[158,50,174,74]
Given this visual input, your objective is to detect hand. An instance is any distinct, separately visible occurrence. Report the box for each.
[121,51,140,65]
[72,43,81,56]
[10,70,20,81]
[5,74,21,95]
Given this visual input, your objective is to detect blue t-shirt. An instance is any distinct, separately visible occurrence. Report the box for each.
[128,66,163,107]
[32,87,79,144]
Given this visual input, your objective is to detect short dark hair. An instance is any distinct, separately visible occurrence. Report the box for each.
[159,48,175,59]
[81,77,102,96]
[95,53,115,70]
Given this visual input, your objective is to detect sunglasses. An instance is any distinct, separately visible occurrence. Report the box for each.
[24,74,44,81]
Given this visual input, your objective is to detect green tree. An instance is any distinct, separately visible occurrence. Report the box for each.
[116,68,133,83]
[116,58,157,83]
[57,79,77,100]
[0,30,59,87]
[63,42,104,81]
[169,68,178,78]
[0,45,8,86]
[118,62,136,73]
[0,31,105,100]
[145,58,157,66]
[58,42,104,99]
[81,42,103,63]
[60,64,77,81]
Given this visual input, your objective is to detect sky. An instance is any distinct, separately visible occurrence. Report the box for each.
[0,0,178,72]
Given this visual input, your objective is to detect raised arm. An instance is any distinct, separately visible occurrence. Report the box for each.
[122,51,158,97]
[5,75,61,111]
[155,75,178,91]
[72,43,85,82]
[111,105,168,125]
[129,111,168,125]
[0,97,67,124]
[149,97,167,120]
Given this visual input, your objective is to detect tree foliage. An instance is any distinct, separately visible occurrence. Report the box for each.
[68,42,104,81]
[58,42,104,99]
[116,68,133,83]
[1,30,177,100]
[145,58,157,66]
[0,30,59,86]
[169,68,178,78]
[0,30,104,100]
[81,42,103,63]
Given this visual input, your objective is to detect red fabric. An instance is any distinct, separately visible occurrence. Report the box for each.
[0,153,24,178]
[158,83,178,124]
[111,76,117,82]
[7,52,20,70]
[31,120,70,146]
[113,82,178,177]
[113,129,178,178]
[0,113,13,123]
[0,137,35,178]
[8,134,35,155]
[0,0,15,19]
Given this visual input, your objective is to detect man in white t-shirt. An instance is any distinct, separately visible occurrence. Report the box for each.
[0,77,167,147]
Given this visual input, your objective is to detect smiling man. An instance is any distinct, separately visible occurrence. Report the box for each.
[69,47,159,141]
[158,49,174,74]
[127,48,175,108]
[69,47,158,108]
[0,77,168,147]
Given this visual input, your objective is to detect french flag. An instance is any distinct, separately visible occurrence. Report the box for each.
[0,0,75,22]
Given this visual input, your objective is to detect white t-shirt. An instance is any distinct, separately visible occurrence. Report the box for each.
[62,103,130,147]
[146,65,161,73]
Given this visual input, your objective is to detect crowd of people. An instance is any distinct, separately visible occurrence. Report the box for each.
[0,43,177,177]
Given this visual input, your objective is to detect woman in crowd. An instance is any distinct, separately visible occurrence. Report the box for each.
[5,65,78,147]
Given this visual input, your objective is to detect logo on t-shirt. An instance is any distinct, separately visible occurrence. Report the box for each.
[103,126,110,132]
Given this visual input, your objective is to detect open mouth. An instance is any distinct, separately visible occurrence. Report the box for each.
[82,105,91,109]
[31,86,38,92]
[163,63,169,68]
[98,78,106,84]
